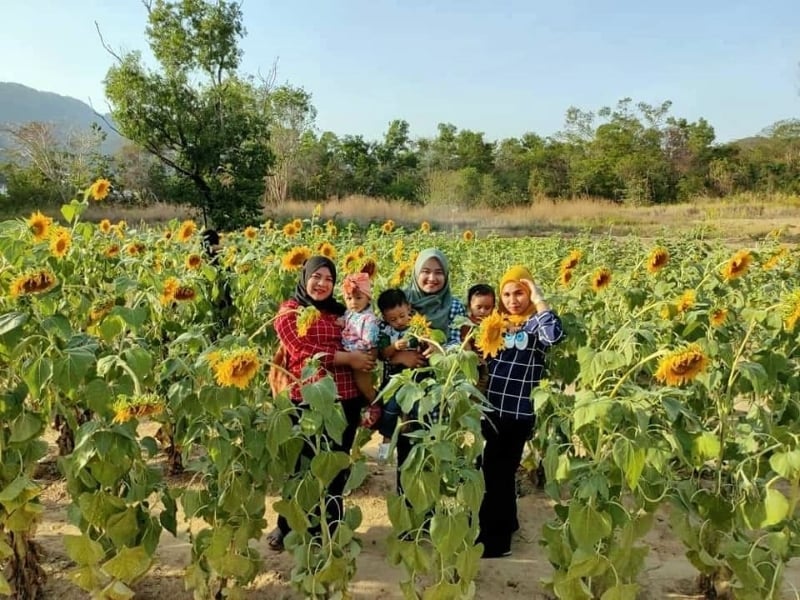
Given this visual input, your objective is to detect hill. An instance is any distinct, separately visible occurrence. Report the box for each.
[0,82,124,154]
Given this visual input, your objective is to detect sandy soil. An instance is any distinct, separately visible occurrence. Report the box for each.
[29,428,800,600]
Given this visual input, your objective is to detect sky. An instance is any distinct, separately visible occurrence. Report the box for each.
[1,0,798,143]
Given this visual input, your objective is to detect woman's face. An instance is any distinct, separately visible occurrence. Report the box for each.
[306,267,334,302]
[501,281,531,315]
[417,257,446,294]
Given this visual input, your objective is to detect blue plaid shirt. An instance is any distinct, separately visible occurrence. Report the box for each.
[486,310,564,420]
[445,298,468,347]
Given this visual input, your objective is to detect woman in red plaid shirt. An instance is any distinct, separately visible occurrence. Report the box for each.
[267,256,376,551]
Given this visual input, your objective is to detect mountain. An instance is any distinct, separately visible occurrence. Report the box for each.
[0,82,125,154]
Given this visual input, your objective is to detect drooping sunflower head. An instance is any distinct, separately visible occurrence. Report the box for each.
[675,289,696,313]
[49,228,72,259]
[561,249,583,271]
[381,219,396,234]
[463,230,475,242]
[655,343,709,386]
[177,220,197,242]
[709,308,728,328]
[174,285,196,302]
[342,250,360,274]
[763,247,787,271]
[89,297,117,324]
[475,311,505,358]
[559,268,573,287]
[28,211,53,241]
[390,261,412,287]
[89,178,112,201]
[360,258,377,279]
[591,268,612,292]
[186,253,203,270]
[317,241,337,260]
[646,247,670,274]
[420,221,431,234]
[111,393,165,424]
[10,270,57,297]
[297,306,321,337]
[721,249,752,281]
[211,348,260,389]
[783,290,800,331]
[281,246,312,272]
[160,277,180,305]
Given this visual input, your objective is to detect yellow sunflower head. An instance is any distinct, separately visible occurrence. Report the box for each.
[297,306,322,337]
[281,246,312,271]
[710,308,728,328]
[244,226,258,240]
[390,261,412,287]
[186,253,203,270]
[721,249,752,281]
[763,247,787,271]
[111,393,165,424]
[9,270,57,297]
[393,239,405,263]
[125,242,146,256]
[28,211,53,241]
[99,219,112,234]
[420,221,431,234]
[317,241,337,260]
[463,230,475,242]
[49,228,72,259]
[104,244,120,258]
[177,220,197,242]
[407,313,432,340]
[676,289,696,313]
[343,250,360,274]
[475,311,505,358]
[559,268,573,287]
[89,297,117,324]
[211,348,260,389]
[655,343,709,386]
[646,247,669,274]
[326,220,338,237]
[783,291,800,331]
[381,219,395,234]
[591,268,612,292]
[160,277,180,305]
[561,249,583,271]
[89,178,112,201]
[283,222,299,238]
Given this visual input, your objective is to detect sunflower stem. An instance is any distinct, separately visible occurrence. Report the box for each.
[609,350,665,399]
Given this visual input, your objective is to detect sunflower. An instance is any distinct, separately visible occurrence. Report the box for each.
[223,246,238,268]
[297,306,321,337]
[326,220,338,237]
[212,348,260,389]
[475,311,505,358]
[292,218,303,231]
[655,344,709,386]
[263,219,274,231]
[361,258,377,279]
[104,244,120,258]
[125,242,146,256]
[163,229,172,240]
[99,219,112,234]
[283,222,299,238]
[420,221,431,234]
[407,313,432,340]
[646,247,669,274]
[160,277,179,305]
[89,178,111,201]
[281,246,312,271]
[591,268,612,292]
[113,222,126,239]
[393,239,404,263]
[710,308,728,328]
[177,220,197,242]
[111,394,165,424]
[561,249,583,271]
[391,261,412,287]
[763,247,787,271]
[721,249,752,280]
[244,226,258,240]
[174,285,196,302]
[317,241,337,260]
[354,246,366,259]
[89,298,117,324]
[28,211,53,241]
[186,253,203,270]
[559,268,573,287]
[783,291,800,331]
[381,219,395,234]
[463,230,475,242]
[675,289,696,313]
[50,228,72,259]
[9,270,57,297]
[342,250,360,274]
[313,203,323,218]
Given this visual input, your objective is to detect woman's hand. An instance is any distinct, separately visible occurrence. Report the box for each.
[521,278,550,311]
[393,349,426,368]
[348,350,376,372]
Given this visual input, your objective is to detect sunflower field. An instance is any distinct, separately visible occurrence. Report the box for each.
[1,183,799,600]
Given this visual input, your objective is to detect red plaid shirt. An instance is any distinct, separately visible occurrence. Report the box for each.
[274,299,359,402]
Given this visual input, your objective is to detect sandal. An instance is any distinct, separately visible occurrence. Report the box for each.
[267,526,285,552]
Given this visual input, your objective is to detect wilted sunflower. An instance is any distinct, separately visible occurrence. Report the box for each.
[475,311,505,358]
[244,226,258,240]
[675,289,696,313]
[559,268,573,287]
[89,298,117,324]
[763,247,788,271]
[361,258,377,279]
[9,270,57,297]
[282,222,299,238]
[186,253,203,270]
[721,249,752,281]
[407,313,432,340]
[282,246,312,271]
[28,211,53,241]
[99,219,112,234]
[783,291,800,331]
[111,394,165,424]
[420,221,431,234]
[561,249,583,271]
[89,178,111,201]
[297,306,321,337]
[104,244,120,258]
[655,343,709,386]
[646,247,669,274]
[463,230,475,242]
[160,277,180,305]
[50,228,72,259]
[177,220,197,242]
[391,261,412,287]
[591,268,612,292]
[710,308,728,328]
[381,219,395,234]
[212,348,260,389]
[174,285,196,301]
[317,241,337,260]
[393,239,404,263]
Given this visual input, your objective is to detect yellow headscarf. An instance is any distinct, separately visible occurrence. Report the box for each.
[498,265,535,324]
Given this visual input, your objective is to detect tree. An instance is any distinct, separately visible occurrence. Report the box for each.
[102,0,273,227]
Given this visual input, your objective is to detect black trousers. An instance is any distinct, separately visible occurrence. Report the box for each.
[477,415,534,554]
[277,398,363,536]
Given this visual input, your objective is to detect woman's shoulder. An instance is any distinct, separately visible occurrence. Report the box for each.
[277,299,299,317]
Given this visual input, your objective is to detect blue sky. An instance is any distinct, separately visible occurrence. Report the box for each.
[1,0,798,143]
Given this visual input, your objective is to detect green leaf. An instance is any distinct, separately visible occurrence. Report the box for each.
[0,572,11,595]
[273,499,309,533]
[0,476,29,503]
[343,457,368,495]
[122,347,153,382]
[106,508,140,548]
[41,314,72,340]
[0,311,28,337]
[53,347,95,393]
[422,581,463,600]
[102,546,152,584]
[9,412,44,444]
[568,502,612,551]
[102,580,135,600]
[600,583,639,600]
[310,451,350,487]
[22,357,52,400]
[612,438,645,490]
[762,488,789,527]
[64,534,105,566]
[692,432,720,465]
[770,450,800,480]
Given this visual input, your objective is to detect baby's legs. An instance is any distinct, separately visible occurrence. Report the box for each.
[354,370,376,403]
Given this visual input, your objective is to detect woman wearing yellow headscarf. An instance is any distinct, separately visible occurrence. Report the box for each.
[476,265,564,558]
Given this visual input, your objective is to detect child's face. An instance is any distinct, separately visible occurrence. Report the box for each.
[344,289,370,312]
[469,293,495,322]
[501,281,531,315]
[383,303,412,331]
